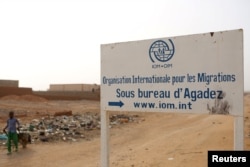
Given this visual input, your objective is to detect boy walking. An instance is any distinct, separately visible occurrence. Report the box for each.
[3,111,20,154]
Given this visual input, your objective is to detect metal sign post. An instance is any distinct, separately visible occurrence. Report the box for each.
[234,116,244,150]
[101,109,109,167]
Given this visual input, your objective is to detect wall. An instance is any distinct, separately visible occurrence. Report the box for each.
[0,87,32,97]
[34,91,100,101]
[49,84,100,92]
[0,80,18,87]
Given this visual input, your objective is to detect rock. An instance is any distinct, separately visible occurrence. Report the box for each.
[40,136,49,142]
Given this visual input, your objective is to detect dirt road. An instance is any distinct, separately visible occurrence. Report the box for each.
[0,94,249,167]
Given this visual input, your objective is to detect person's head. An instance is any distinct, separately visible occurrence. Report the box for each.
[9,111,14,118]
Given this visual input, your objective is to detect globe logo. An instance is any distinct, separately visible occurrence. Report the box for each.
[149,39,175,63]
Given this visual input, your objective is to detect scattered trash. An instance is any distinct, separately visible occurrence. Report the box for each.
[4,113,142,144]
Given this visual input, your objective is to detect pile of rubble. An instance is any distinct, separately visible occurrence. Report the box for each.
[23,113,98,143]
[1,113,141,145]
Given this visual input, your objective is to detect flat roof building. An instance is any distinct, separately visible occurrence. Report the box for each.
[0,79,19,87]
[49,84,100,92]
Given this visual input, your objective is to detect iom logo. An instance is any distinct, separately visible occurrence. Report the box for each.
[149,39,175,63]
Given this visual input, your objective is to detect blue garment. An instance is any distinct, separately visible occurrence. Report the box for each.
[0,134,8,140]
[6,118,20,133]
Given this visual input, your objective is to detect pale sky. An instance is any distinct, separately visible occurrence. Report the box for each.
[0,0,249,91]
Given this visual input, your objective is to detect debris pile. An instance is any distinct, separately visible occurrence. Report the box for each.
[0,113,141,145]
[110,114,140,125]
[19,113,100,143]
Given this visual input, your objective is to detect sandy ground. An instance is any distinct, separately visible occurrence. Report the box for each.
[0,94,249,167]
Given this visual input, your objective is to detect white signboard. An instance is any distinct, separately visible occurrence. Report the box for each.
[101,29,243,116]
[100,29,244,166]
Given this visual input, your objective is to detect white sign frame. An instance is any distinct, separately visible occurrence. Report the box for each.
[101,29,244,167]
